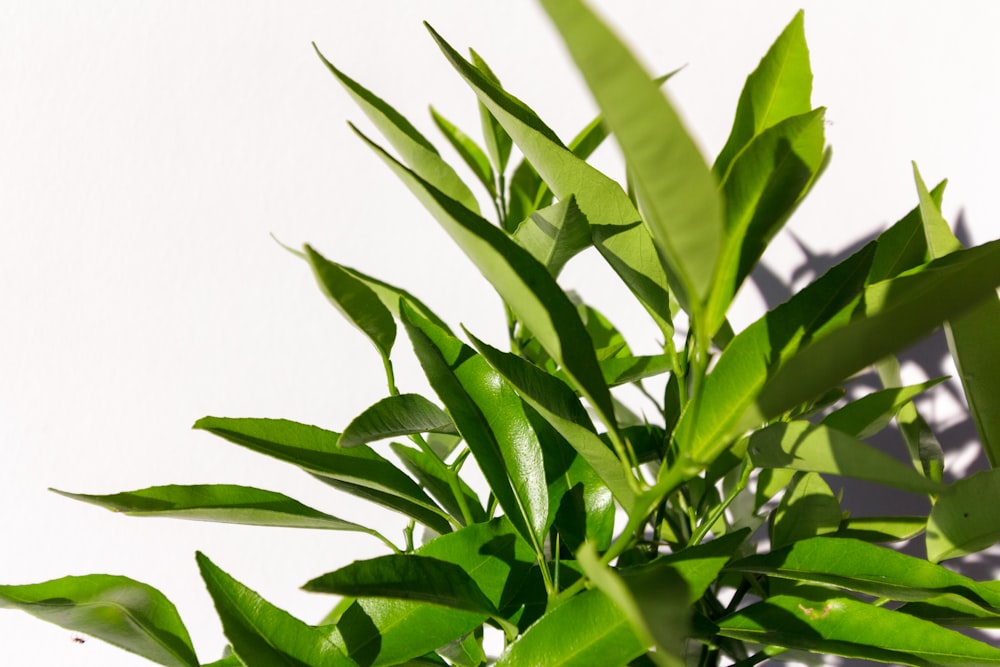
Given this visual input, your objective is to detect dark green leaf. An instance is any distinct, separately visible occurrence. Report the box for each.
[196,553,354,667]
[305,555,499,617]
[193,417,450,534]
[512,195,591,277]
[339,264,453,335]
[821,378,945,439]
[430,106,496,198]
[928,468,1000,562]
[877,355,944,481]
[834,515,926,543]
[340,394,456,448]
[390,442,487,525]
[0,574,198,667]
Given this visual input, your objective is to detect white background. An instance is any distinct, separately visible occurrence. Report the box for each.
[2,2,999,664]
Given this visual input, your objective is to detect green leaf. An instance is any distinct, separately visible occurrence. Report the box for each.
[714,10,812,177]
[327,519,538,667]
[512,195,591,277]
[747,421,941,495]
[900,582,1000,629]
[730,536,1000,610]
[770,472,841,549]
[400,304,549,552]
[753,238,1000,422]
[928,467,1000,562]
[877,356,944,481]
[426,23,674,336]
[305,245,396,359]
[390,442,487,525]
[834,515,926,543]
[717,590,1000,666]
[466,331,636,508]
[430,106,496,198]
[0,574,198,667]
[53,484,379,535]
[340,394,456,448]
[916,164,1000,467]
[576,543,688,667]
[338,263,453,335]
[540,0,724,314]
[496,588,646,667]
[867,180,946,284]
[821,377,945,439]
[196,553,355,667]
[356,126,616,432]
[469,49,513,176]
[193,417,450,535]
[314,45,479,214]
[304,555,499,617]
[595,353,673,387]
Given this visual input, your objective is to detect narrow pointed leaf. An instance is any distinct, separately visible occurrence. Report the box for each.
[718,590,1000,666]
[770,472,841,549]
[193,417,450,534]
[314,45,479,213]
[469,49,512,175]
[340,394,456,448]
[0,575,198,667]
[595,353,672,387]
[821,377,945,439]
[714,10,812,177]
[53,484,377,534]
[196,553,355,667]
[430,107,496,197]
[928,467,1000,562]
[867,180,946,284]
[390,442,487,525]
[512,195,591,277]
[305,245,396,359]
[357,126,616,431]
[305,555,499,617]
[916,164,1000,467]
[834,515,926,543]
[877,355,944,481]
[541,0,725,311]
[427,23,673,334]
[747,421,941,495]
[339,263,453,334]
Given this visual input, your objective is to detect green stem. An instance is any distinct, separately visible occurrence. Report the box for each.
[689,458,752,546]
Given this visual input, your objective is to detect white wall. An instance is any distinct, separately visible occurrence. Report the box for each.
[2,2,998,664]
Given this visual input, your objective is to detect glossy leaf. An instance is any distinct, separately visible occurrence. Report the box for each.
[196,553,354,667]
[541,0,725,311]
[53,484,378,535]
[430,106,495,198]
[928,467,1000,562]
[916,164,1000,467]
[718,590,1000,666]
[314,45,479,213]
[390,442,487,526]
[512,195,591,277]
[340,394,456,448]
[770,472,841,549]
[193,417,450,535]
[821,377,945,439]
[714,11,812,177]
[0,574,198,667]
[305,555,499,617]
[577,543,687,667]
[747,421,941,495]
[305,245,396,359]
[401,304,549,552]
[496,588,646,667]
[357,126,616,431]
[730,536,1000,609]
[427,23,674,335]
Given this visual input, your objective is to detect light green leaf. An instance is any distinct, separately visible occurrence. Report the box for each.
[541,0,724,313]
[305,245,396,359]
[900,582,1000,629]
[304,555,499,617]
[770,472,841,549]
[714,11,812,177]
[822,377,945,439]
[469,49,513,176]
[430,106,496,198]
[0,574,198,667]
[834,515,926,543]
[196,553,355,667]
[390,442,487,526]
[338,263,453,335]
[401,304,549,552]
[595,353,672,387]
[717,589,1000,666]
[512,195,591,277]
[356,125,616,432]
[747,421,941,495]
[426,23,674,336]
[496,589,646,667]
[577,543,688,667]
[53,484,379,535]
[193,417,450,535]
[877,355,944,481]
[928,468,1000,562]
[916,164,1000,467]
[314,45,479,213]
[340,394,456,448]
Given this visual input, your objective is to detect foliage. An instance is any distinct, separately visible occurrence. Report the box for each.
[6,2,1000,665]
